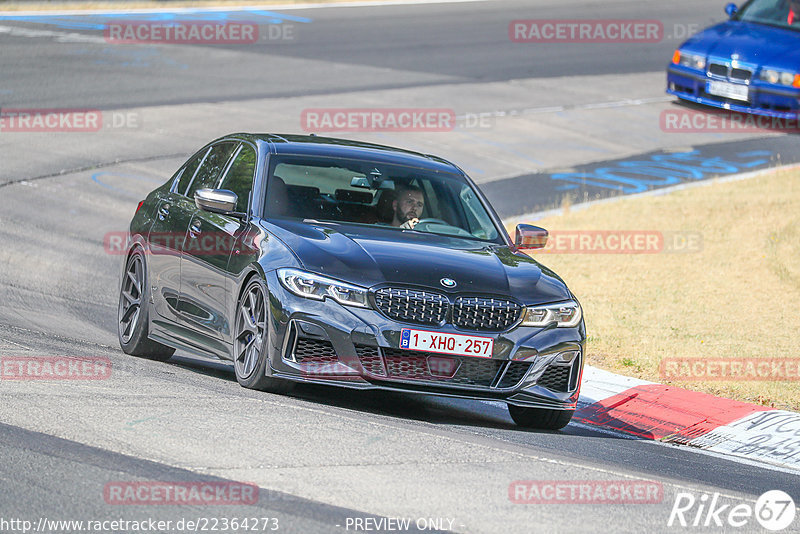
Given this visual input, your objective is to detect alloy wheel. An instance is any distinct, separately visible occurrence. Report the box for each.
[235,282,267,379]
[119,254,144,344]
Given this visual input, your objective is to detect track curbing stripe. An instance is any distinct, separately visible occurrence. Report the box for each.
[575,369,799,472]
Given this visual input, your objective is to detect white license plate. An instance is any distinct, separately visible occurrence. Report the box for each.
[706,80,749,102]
[399,328,494,358]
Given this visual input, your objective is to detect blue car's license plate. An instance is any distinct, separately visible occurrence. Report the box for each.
[706,80,749,102]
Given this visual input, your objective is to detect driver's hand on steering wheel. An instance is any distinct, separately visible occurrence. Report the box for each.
[399,217,419,230]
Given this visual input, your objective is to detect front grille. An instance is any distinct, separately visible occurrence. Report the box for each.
[293,338,338,364]
[355,344,386,376]
[730,68,752,82]
[381,348,503,387]
[537,364,571,392]
[452,297,521,331]
[708,62,752,83]
[497,361,532,389]
[374,287,522,332]
[374,288,448,326]
[708,63,728,77]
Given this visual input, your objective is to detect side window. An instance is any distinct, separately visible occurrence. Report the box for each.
[175,148,209,196]
[219,144,256,212]
[459,185,498,240]
[186,142,238,198]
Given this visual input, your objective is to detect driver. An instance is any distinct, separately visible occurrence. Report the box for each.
[391,185,425,229]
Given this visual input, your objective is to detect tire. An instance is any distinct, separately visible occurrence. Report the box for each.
[233,277,294,393]
[508,404,574,430]
[118,250,175,361]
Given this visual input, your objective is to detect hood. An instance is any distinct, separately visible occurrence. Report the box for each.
[683,21,800,68]
[264,220,571,305]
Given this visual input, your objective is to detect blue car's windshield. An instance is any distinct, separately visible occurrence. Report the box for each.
[736,0,800,31]
[263,155,503,244]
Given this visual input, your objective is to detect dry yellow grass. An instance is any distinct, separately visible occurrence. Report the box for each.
[508,168,800,410]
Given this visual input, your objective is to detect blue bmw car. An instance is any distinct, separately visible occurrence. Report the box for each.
[667,0,800,118]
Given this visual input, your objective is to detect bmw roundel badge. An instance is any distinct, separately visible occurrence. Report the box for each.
[440,278,457,288]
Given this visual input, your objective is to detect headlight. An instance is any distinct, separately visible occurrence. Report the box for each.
[673,50,706,70]
[277,268,369,308]
[760,69,800,87]
[521,300,582,328]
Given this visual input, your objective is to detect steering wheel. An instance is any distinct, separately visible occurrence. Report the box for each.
[407,218,450,231]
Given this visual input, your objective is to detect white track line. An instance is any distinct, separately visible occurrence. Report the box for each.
[455,96,673,121]
[0,24,107,42]
[0,0,490,17]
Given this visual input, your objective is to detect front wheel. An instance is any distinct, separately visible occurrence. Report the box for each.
[118,250,175,361]
[508,404,573,430]
[233,278,293,394]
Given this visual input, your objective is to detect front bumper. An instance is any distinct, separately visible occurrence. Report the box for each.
[667,64,800,119]
[264,271,585,411]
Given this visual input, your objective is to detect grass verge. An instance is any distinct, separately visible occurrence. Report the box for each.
[508,167,800,411]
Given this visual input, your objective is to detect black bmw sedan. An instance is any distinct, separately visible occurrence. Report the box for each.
[118,134,585,429]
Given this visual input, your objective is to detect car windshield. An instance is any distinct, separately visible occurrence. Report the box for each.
[735,0,800,31]
[264,155,502,243]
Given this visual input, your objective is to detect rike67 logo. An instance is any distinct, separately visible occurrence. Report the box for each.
[668,490,796,531]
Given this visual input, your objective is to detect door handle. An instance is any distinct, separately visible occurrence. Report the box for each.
[157,204,170,220]
[189,221,202,239]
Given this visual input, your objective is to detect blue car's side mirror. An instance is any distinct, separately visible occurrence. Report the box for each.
[725,3,738,17]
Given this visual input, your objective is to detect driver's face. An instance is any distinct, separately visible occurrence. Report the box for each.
[394,190,424,223]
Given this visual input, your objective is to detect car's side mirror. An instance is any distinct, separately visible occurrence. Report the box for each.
[515,224,548,250]
[725,3,738,17]
[194,189,242,217]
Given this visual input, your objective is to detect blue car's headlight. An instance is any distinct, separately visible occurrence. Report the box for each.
[277,268,370,308]
[521,300,582,328]
[672,50,706,71]
[759,69,800,87]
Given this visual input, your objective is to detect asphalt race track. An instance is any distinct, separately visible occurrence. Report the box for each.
[1,1,799,532]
